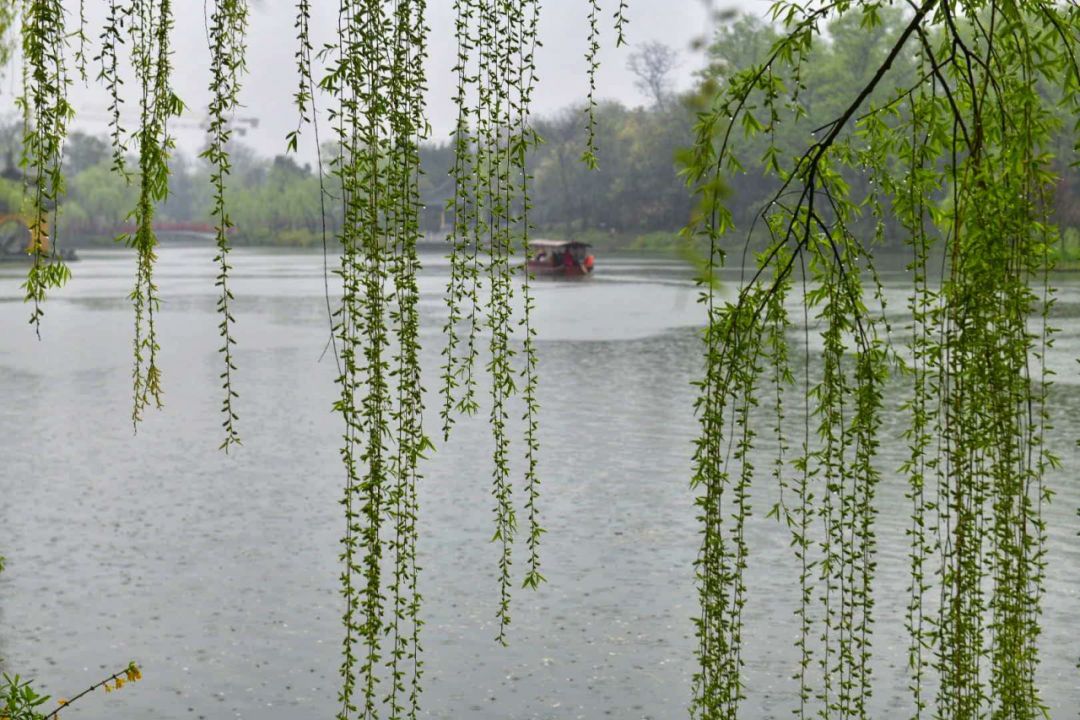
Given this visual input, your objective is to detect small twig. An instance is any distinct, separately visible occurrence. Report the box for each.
[42,663,142,720]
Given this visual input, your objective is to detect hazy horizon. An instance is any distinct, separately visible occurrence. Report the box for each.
[5,1,771,161]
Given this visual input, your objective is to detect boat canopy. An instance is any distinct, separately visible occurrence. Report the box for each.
[528,239,592,249]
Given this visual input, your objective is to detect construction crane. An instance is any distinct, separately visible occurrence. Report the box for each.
[70,106,260,138]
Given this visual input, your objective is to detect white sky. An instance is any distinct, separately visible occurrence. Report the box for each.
[38,0,770,160]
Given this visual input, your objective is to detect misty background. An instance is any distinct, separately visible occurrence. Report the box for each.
[41,0,765,159]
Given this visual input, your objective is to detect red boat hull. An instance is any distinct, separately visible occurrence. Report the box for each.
[527,261,593,277]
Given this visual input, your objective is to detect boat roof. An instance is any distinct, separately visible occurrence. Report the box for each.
[529,239,592,249]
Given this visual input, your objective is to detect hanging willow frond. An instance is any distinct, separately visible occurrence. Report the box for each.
[94,0,128,179]
[127,0,184,426]
[73,0,87,81]
[582,0,600,168]
[202,0,248,452]
[438,0,548,644]
[686,1,1073,719]
[10,0,606,714]
[319,0,431,716]
[613,0,629,47]
[18,0,73,336]
[516,0,544,594]
[0,3,17,64]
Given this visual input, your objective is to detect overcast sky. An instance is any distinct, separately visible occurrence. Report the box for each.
[48,0,770,160]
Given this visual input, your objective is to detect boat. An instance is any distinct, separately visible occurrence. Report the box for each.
[527,239,595,277]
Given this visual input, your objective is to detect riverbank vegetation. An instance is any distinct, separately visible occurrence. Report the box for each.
[2,9,1074,257]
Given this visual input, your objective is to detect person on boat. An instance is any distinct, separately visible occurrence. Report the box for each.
[583,254,595,273]
[563,251,576,272]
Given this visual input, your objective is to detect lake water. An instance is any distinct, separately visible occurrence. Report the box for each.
[1,247,1078,719]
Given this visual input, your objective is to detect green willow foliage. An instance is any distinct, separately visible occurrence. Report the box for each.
[17,0,72,336]
[613,0,629,46]
[11,0,621,717]
[94,0,127,178]
[583,0,601,167]
[437,0,545,644]
[303,1,431,715]
[201,0,249,451]
[128,0,184,424]
[686,1,1077,719]
[0,3,15,61]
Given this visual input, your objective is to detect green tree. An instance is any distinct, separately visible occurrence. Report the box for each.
[62,131,109,174]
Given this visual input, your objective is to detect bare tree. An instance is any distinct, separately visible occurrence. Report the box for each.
[626,41,680,109]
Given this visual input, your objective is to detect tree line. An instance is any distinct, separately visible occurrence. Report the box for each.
[0,98,693,251]
[1,9,1076,257]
